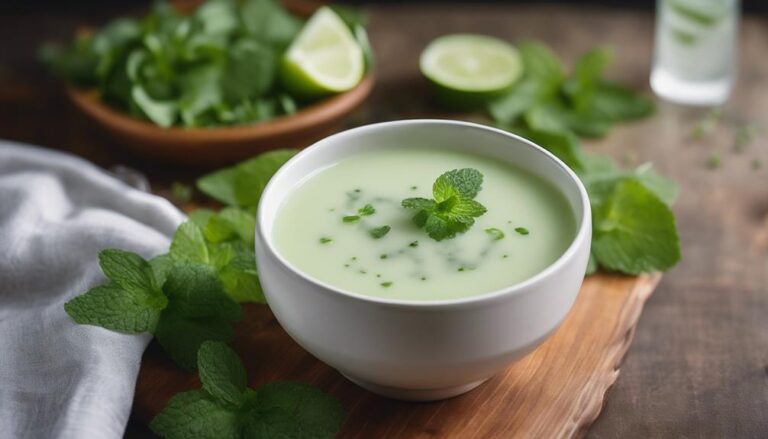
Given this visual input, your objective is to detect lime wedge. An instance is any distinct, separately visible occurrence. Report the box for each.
[420,34,523,108]
[280,7,364,98]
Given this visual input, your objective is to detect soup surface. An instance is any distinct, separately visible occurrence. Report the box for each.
[273,148,577,301]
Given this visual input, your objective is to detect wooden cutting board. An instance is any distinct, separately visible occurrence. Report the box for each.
[133,273,661,438]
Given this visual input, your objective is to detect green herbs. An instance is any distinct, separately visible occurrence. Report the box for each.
[342,203,376,223]
[151,341,345,439]
[489,43,654,138]
[486,41,681,275]
[485,228,505,241]
[402,168,488,241]
[197,149,297,209]
[40,0,369,128]
[319,237,333,244]
[65,249,241,370]
[514,227,530,235]
[368,225,391,239]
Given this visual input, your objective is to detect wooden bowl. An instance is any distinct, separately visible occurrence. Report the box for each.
[66,74,374,167]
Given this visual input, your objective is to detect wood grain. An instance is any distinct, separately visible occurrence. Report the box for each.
[133,273,661,438]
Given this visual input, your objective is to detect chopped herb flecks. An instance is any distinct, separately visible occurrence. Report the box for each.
[358,203,375,216]
[380,254,388,259]
[515,227,530,235]
[381,282,393,288]
[368,225,391,239]
[343,215,360,223]
[319,237,333,244]
[485,227,505,241]
[409,241,419,248]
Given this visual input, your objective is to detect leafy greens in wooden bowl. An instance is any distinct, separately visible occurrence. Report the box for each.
[40,0,374,166]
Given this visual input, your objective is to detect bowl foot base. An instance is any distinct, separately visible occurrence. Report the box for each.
[342,374,489,401]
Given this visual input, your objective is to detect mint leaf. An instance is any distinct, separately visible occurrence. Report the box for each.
[368,225,391,239]
[591,81,655,121]
[242,382,345,439]
[563,47,612,111]
[403,169,487,241]
[150,390,240,439]
[99,248,161,298]
[64,284,164,333]
[155,264,241,370]
[233,150,297,208]
[204,207,256,246]
[155,307,235,371]
[433,168,483,201]
[152,341,345,439]
[515,128,586,173]
[592,180,681,274]
[170,221,210,265]
[342,215,360,223]
[163,264,242,322]
[197,168,238,206]
[198,341,247,407]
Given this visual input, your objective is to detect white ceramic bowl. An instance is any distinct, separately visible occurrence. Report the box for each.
[255,120,591,401]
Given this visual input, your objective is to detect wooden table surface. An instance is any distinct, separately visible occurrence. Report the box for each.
[1,3,767,438]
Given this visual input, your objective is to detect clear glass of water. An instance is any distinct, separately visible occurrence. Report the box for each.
[651,0,740,106]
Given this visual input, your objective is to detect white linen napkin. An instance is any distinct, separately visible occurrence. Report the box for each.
[0,140,185,438]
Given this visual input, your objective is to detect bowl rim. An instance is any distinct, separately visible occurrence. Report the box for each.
[256,119,592,309]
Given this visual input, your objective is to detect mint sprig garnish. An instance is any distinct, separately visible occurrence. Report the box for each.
[402,168,487,241]
[150,342,345,439]
[65,249,241,370]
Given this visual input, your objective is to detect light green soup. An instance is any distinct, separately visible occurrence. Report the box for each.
[273,148,577,301]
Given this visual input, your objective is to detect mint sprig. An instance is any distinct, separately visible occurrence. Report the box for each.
[488,41,680,275]
[65,249,241,370]
[150,342,345,439]
[402,168,487,241]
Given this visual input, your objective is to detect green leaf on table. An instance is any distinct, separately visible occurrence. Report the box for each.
[591,81,655,122]
[154,263,241,370]
[563,46,613,111]
[197,340,247,407]
[241,382,346,438]
[150,390,241,439]
[197,149,297,208]
[151,342,345,439]
[170,221,210,264]
[64,284,164,333]
[592,180,681,274]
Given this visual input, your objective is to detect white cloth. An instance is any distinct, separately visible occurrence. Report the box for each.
[0,141,185,438]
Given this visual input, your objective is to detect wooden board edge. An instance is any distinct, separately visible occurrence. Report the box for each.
[570,273,663,438]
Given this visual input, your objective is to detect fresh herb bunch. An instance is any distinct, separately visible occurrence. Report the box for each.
[151,341,345,439]
[64,149,297,370]
[39,0,368,128]
[402,168,487,241]
[487,42,681,274]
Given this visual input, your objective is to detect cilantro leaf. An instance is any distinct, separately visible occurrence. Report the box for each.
[64,284,164,333]
[592,180,681,274]
[402,169,487,241]
[198,341,247,407]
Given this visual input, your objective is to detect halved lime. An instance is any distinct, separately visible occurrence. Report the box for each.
[280,7,364,99]
[420,34,523,108]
